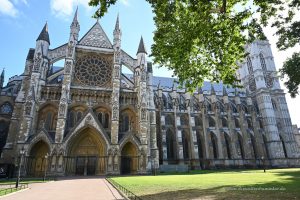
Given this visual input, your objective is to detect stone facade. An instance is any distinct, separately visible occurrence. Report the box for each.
[293,125,300,148]
[0,12,299,176]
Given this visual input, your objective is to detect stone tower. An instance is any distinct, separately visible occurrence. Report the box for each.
[238,40,300,166]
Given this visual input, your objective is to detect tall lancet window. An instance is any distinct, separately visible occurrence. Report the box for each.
[260,53,267,71]
[247,57,253,74]
[260,53,273,88]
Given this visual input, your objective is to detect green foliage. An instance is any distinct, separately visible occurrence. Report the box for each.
[88,0,300,95]
[280,52,300,97]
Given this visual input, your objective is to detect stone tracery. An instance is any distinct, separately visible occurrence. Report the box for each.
[74,54,112,87]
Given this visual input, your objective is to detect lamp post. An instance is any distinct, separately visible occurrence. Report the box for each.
[43,153,49,182]
[261,156,266,173]
[15,147,25,188]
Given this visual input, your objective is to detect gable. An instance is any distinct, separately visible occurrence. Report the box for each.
[79,22,113,49]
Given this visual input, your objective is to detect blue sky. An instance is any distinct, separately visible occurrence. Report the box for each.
[0,0,299,127]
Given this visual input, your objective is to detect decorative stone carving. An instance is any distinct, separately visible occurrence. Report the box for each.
[265,73,273,88]
[24,101,32,115]
[112,106,119,120]
[67,41,74,57]
[65,61,72,74]
[141,108,146,121]
[59,103,66,117]
[33,53,42,71]
[114,65,120,78]
[114,51,121,63]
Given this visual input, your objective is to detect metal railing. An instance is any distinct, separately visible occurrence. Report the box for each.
[0,183,28,196]
[106,178,142,200]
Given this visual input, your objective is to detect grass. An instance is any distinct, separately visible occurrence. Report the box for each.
[0,177,53,185]
[110,168,300,200]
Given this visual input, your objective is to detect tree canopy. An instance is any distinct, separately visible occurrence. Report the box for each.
[89,0,300,95]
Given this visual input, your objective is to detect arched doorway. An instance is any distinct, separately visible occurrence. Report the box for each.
[28,140,50,177]
[67,127,106,175]
[121,142,138,174]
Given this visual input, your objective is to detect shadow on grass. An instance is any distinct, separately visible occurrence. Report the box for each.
[140,170,300,200]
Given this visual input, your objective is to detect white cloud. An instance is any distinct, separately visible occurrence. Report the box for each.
[12,0,27,6]
[50,0,90,18]
[120,0,129,6]
[0,0,18,17]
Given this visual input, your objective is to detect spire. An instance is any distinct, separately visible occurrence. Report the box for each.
[211,85,216,95]
[0,68,4,88]
[36,22,50,44]
[73,6,78,23]
[1,68,4,79]
[137,36,147,55]
[71,6,79,28]
[114,13,120,31]
[223,85,228,96]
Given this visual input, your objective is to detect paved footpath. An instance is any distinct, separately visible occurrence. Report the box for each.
[0,177,124,200]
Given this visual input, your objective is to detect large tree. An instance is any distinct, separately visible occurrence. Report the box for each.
[89,0,300,95]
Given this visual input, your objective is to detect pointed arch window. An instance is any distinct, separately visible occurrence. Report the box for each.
[208,116,215,127]
[104,113,109,128]
[210,132,218,159]
[250,134,257,159]
[237,133,244,159]
[165,115,173,126]
[259,119,264,129]
[194,116,202,127]
[179,95,186,110]
[166,129,175,160]
[222,117,228,127]
[247,118,253,129]
[234,118,240,128]
[232,104,238,113]
[45,112,53,131]
[263,134,270,159]
[98,112,103,124]
[271,99,277,110]
[68,111,75,129]
[280,135,288,158]
[224,133,231,159]
[254,101,260,114]
[182,130,190,159]
[196,131,204,159]
[77,111,82,122]
[259,53,267,71]
[123,114,129,132]
[247,57,253,74]
[162,94,168,109]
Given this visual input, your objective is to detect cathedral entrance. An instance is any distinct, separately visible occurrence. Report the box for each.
[121,142,138,174]
[27,140,50,177]
[66,127,107,176]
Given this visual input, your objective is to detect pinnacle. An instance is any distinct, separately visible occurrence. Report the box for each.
[137,36,147,55]
[36,22,50,44]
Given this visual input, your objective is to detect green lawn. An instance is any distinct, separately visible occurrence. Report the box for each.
[110,168,300,200]
[0,178,51,185]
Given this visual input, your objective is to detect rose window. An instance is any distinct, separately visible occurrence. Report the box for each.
[74,55,112,87]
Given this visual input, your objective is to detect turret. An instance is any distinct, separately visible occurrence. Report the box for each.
[137,36,147,67]
[36,22,50,55]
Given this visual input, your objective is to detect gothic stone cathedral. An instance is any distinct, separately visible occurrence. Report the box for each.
[0,10,299,176]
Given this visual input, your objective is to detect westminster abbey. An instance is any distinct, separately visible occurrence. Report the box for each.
[0,9,299,176]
